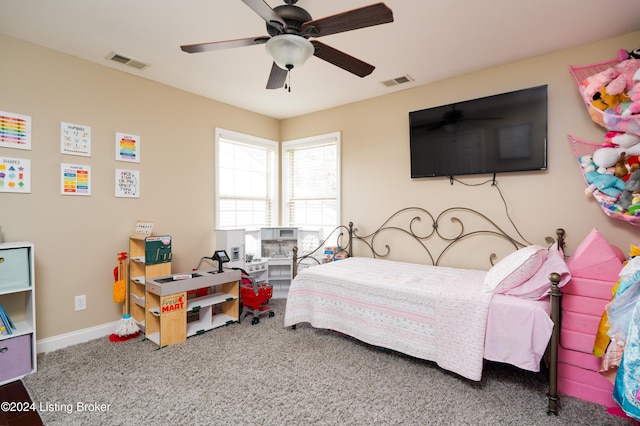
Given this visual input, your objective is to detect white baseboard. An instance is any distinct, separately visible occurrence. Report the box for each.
[36,321,119,353]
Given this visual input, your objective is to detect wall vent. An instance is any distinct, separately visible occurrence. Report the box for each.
[106,52,149,70]
[381,74,414,87]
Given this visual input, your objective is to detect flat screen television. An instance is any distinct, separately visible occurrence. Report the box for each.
[409,85,548,178]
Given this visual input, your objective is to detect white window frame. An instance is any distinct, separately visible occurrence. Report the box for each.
[281,132,341,237]
[214,128,278,230]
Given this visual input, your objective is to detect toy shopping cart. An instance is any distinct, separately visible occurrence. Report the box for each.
[235,268,274,325]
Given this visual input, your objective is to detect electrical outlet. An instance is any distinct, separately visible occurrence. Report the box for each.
[75,295,86,311]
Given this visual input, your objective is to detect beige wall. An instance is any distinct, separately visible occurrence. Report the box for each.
[2,31,640,341]
[282,31,640,262]
[0,35,279,339]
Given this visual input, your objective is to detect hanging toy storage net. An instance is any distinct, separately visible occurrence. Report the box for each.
[569,135,640,226]
[569,58,640,136]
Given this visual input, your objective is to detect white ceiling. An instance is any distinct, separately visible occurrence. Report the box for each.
[1,0,640,119]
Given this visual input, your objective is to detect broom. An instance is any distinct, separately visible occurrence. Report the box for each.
[110,252,140,342]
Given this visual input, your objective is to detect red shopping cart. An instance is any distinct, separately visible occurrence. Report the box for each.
[235,268,274,325]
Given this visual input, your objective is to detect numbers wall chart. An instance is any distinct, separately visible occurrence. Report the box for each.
[61,122,91,156]
[0,111,32,150]
[61,163,91,196]
[0,157,31,193]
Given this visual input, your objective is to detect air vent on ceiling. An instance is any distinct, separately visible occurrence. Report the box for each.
[106,52,149,70]
[381,74,414,87]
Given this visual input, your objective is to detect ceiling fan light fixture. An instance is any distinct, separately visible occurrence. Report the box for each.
[265,34,314,71]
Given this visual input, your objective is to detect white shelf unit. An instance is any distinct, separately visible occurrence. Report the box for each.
[267,257,292,297]
[0,241,36,385]
[186,290,238,336]
[145,269,240,347]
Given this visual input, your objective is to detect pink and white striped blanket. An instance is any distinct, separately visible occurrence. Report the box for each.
[284,257,492,381]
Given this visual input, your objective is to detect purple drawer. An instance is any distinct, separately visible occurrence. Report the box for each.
[0,334,32,382]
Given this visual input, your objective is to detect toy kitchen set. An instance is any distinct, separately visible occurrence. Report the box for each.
[215,227,300,297]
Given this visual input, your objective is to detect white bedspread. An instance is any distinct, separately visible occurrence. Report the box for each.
[284,257,492,381]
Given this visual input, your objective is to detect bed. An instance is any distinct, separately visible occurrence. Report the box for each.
[284,207,568,415]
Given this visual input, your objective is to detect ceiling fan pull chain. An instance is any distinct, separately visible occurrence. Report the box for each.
[286,69,291,92]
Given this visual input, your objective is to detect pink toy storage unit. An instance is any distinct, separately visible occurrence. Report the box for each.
[558,229,623,407]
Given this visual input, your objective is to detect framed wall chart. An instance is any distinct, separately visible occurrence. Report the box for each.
[115,132,140,163]
[0,111,32,150]
[115,168,140,198]
[61,122,91,156]
[61,163,91,196]
[0,157,31,193]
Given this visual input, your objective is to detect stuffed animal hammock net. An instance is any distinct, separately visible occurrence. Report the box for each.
[569,135,640,226]
[569,55,640,225]
[569,58,640,137]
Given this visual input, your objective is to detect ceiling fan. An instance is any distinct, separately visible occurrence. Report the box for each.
[180,0,394,90]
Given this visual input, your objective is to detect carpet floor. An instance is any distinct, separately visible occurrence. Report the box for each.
[22,299,634,425]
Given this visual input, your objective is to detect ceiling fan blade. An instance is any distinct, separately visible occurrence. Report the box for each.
[301,3,393,38]
[311,40,375,78]
[266,62,287,89]
[241,0,286,30]
[180,36,269,54]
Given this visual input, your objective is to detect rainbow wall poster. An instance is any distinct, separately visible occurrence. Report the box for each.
[0,111,32,150]
[61,163,91,196]
[0,157,31,193]
[115,132,140,163]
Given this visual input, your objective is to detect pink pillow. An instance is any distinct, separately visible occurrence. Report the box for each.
[483,245,547,293]
[504,244,571,299]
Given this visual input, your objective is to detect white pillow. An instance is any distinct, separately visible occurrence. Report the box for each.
[483,245,547,293]
[504,243,571,299]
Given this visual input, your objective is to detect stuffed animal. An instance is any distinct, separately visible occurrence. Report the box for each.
[618,48,640,61]
[606,131,640,148]
[593,147,623,173]
[627,155,640,174]
[579,155,596,173]
[622,91,640,116]
[584,171,626,198]
[628,193,640,215]
[592,86,630,111]
[606,59,640,95]
[617,169,640,209]
[614,152,629,179]
[582,68,619,98]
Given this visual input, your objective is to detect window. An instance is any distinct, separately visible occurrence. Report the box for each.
[282,132,340,241]
[215,128,278,230]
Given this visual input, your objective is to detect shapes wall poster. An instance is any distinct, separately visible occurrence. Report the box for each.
[115,132,140,163]
[61,163,91,196]
[0,111,32,150]
[0,157,31,193]
[61,122,91,156]
[115,168,140,198]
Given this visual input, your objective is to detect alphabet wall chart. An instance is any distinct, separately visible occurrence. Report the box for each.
[0,157,31,193]
[115,168,140,198]
[0,111,31,150]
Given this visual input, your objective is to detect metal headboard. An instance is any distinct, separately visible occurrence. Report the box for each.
[292,206,565,277]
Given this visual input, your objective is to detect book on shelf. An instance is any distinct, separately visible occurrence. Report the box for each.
[0,303,16,335]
